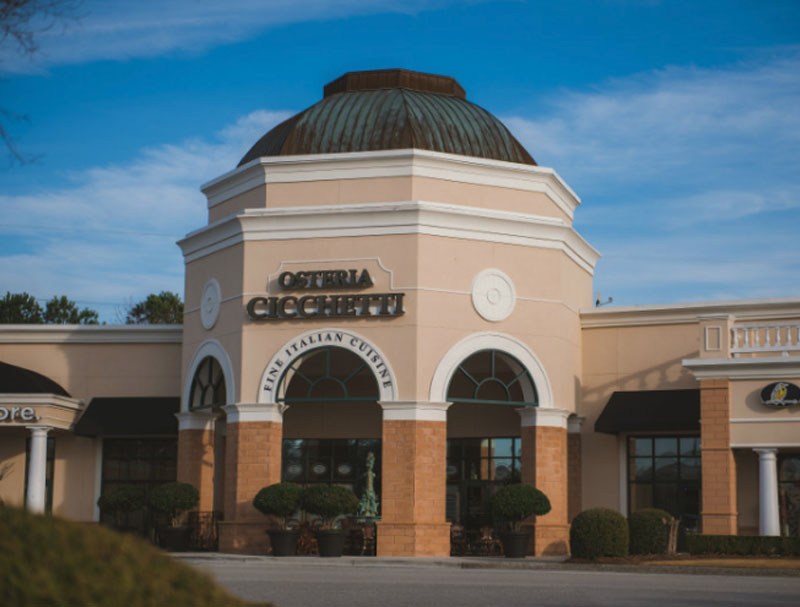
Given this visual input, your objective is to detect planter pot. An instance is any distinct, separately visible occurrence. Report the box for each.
[267,529,299,557]
[159,526,192,552]
[315,530,347,557]
[500,531,531,558]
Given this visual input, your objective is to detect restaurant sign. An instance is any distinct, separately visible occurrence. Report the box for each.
[0,406,39,422]
[247,268,405,321]
[761,382,800,408]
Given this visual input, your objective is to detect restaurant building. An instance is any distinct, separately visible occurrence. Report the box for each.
[1,70,799,556]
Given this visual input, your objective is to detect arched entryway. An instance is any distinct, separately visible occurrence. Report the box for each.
[277,346,383,521]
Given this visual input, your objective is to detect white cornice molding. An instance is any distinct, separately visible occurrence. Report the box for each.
[200,148,581,220]
[178,200,600,273]
[581,298,800,329]
[682,356,800,380]
[0,325,183,344]
[0,394,84,430]
[223,403,286,424]
[518,407,572,429]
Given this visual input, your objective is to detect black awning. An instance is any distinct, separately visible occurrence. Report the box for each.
[594,389,700,434]
[1,360,70,396]
[73,397,179,437]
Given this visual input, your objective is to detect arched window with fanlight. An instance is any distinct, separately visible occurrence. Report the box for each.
[445,349,537,536]
[189,356,227,410]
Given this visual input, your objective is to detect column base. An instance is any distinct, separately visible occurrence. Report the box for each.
[376,522,451,556]
[218,520,269,554]
[701,513,738,535]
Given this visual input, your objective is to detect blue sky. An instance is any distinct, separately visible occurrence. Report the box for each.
[1,0,799,321]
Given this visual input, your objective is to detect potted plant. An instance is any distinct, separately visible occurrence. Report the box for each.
[490,483,551,558]
[300,484,359,557]
[148,482,199,552]
[97,484,145,531]
[253,482,303,556]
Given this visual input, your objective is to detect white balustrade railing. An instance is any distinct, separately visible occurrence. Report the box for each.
[731,323,800,355]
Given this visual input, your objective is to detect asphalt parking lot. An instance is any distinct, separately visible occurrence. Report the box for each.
[182,555,800,607]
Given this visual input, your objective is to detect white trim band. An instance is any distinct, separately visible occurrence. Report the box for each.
[223,403,286,424]
[518,407,571,429]
[176,411,217,431]
[379,401,451,422]
[682,356,800,380]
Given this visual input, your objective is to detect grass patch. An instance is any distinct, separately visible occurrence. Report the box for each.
[0,505,273,607]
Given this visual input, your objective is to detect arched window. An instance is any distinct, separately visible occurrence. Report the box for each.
[189,356,227,410]
[446,349,537,407]
[276,347,379,404]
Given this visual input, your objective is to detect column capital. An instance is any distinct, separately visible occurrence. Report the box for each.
[25,426,53,436]
[517,407,571,429]
[567,415,586,434]
[176,410,217,431]
[379,401,451,422]
[223,403,287,424]
[753,447,779,458]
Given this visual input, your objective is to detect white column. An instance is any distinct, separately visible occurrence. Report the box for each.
[753,448,780,536]
[26,426,52,513]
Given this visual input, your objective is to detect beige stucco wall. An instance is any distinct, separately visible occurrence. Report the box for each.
[0,341,181,402]
[0,427,26,507]
[728,378,800,446]
[579,321,701,512]
[207,175,571,225]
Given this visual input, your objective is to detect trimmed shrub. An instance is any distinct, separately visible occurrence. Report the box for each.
[97,485,146,516]
[300,484,358,529]
[490,484,551,531]
[252,483,303,529]
[570,508,629,559]
[629,508,672,554]
[148,482,199,527]
[0,504,272,607]
[687,534,800,557]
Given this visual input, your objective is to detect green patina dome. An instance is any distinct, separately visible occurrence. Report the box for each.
[238,69,536,167]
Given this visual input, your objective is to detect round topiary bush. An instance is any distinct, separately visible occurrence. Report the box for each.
[300,484,358,529]
[148,482,199,527]
[570,508,629,559]
[629,508,672,555]
[253,482,303,529]
[97,485,146,516]
[490,483,551,531]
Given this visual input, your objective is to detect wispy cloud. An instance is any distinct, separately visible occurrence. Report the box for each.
[0,110,290,319]
[504,50,800,305]
[1,0,464,73]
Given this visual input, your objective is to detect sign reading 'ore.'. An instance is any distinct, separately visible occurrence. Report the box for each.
[247,268,405,321]
[0,406,39,422]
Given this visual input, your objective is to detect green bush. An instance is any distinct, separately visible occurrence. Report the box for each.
[97,485,146,515]
[253,483,303,529]
[0,504,272,607]
[570,508,629,559]
[148,482,199,527]
[686,534,800,556]
[628,508,672,554]
[300,484,358,529]
[490,483,551,532]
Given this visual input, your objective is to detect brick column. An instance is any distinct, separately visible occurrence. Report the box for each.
[700,378,738,534]
[567,415,585,522]
[377,401,451,557]
[176,411,216,512]
[518,407,571,556]
[218,403,284,554]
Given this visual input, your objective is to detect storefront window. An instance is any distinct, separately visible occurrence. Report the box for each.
[101,438,178,534]
[281,438,381,518]
[628,436,700,530]
[24,436,55,514]
[446,437,522,527]
[779,454,800,537]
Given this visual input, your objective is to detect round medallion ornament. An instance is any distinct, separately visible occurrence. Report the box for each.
[471,269,516,322]
[200,279,221,330]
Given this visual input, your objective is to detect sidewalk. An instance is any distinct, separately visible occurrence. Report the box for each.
[175,552,800,578]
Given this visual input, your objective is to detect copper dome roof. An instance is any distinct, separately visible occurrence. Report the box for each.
[238,69,536,167]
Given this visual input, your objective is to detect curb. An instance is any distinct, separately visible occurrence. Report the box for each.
[175,553,800,577]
